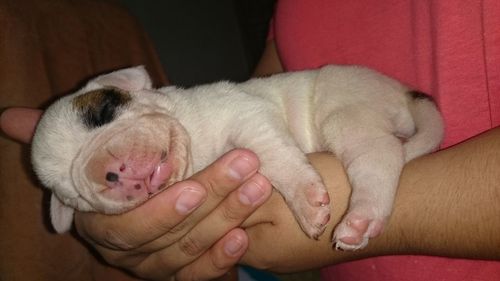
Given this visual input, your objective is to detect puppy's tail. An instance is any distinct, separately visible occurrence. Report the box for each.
[403,91,444,162]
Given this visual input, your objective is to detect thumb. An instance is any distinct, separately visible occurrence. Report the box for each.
[0,107,42,144]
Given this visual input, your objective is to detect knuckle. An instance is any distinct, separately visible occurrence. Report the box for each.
[161,219,192,242]
[204,176,230,200]
[102,228,136,251]
[166,219,190,236]
[178,234,205,257]
[219,203,243,222]
[75,212,137,251]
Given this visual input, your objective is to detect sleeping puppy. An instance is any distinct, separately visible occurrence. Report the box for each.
[31,65,443,250]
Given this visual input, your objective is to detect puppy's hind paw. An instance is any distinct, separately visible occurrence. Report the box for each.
[332,214,385,251]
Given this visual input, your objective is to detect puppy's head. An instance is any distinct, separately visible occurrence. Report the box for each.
[32,66,191,233]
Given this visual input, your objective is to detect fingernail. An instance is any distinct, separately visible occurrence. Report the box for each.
[228,154,256,180]
[238,181,265,206]
[224,237,244,256]
[175,188,206,215]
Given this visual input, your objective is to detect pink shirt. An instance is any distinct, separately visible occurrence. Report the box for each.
[271,0,500,280]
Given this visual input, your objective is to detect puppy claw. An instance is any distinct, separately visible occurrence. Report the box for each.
[293,202,331,239]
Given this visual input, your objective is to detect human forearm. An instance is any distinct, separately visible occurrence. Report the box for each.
[391,127,500,259]
[241,127,500,272]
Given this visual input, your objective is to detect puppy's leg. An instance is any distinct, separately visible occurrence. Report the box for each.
[232,124,330,239]
[320,107,404,250]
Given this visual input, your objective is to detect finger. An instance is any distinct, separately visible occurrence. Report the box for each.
[241,188,284,229]
[173,173,271,258]
[136,149,261,249]
[76,149,260,251]
[190,148,261,202]
[131,173,272,278]
[175,229,248,281]
[0,107,42,143]
[75,180,207,251]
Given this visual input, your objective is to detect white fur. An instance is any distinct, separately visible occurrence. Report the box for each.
[31,65,443,249]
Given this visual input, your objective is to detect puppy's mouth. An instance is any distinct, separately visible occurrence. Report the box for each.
[96,148,175,203]
[146,151,173,195]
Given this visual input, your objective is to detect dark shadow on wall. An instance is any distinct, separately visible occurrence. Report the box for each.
[119,0,275,87]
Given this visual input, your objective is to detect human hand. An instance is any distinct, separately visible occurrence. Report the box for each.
[1,107,273,280]
[75,149,272,280]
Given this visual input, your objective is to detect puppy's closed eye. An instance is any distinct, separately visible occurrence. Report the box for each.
[73,88,131,128]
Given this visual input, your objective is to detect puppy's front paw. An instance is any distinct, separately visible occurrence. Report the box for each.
[290,182,331,239]
[332,213,385,251]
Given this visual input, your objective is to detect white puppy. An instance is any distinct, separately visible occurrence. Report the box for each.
[31,65,443,250]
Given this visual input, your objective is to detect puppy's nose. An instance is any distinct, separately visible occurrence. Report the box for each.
[106,172,119,182]
[104,169,145,200]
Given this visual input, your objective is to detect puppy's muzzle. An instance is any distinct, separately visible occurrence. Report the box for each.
[101,149,172,201]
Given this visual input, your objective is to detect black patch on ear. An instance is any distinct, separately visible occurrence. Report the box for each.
[408,90,434,102]
[73,88,131,129]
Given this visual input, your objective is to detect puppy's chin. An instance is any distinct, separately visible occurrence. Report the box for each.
[70,113,192,213]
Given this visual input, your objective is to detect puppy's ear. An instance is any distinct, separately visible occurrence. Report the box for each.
[50,194,75,233]
[91,66,152,91]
